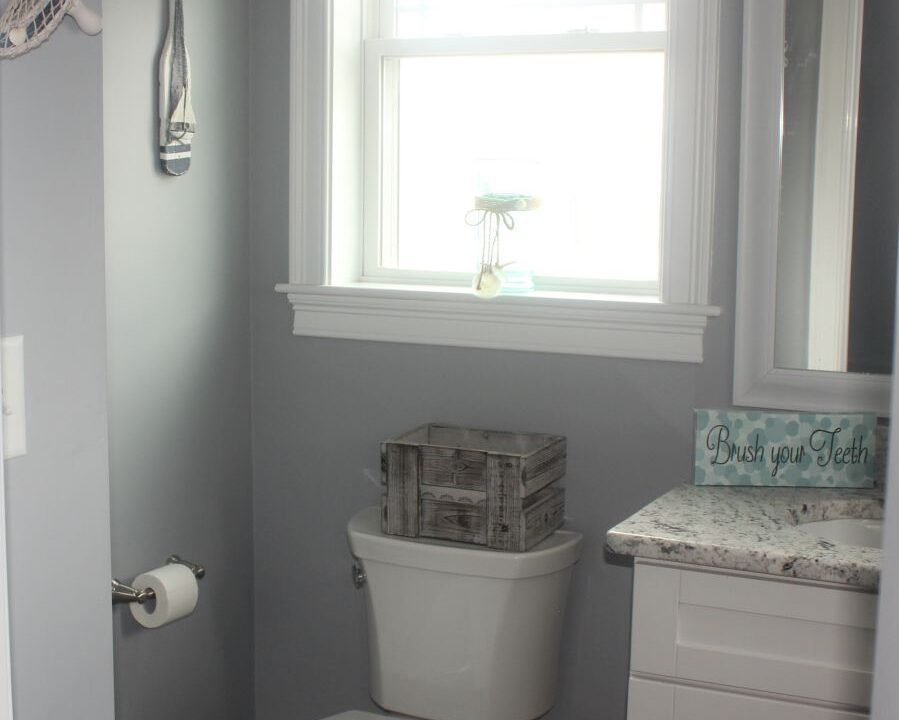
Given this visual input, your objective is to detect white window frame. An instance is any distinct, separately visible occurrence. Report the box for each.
[278,0,722,363]
[362,30,667,294]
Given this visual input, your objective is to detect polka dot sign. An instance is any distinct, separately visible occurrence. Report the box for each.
[693,410,876,487]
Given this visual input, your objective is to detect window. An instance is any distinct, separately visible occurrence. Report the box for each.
[280,0,722,362]
[366,1,667,294]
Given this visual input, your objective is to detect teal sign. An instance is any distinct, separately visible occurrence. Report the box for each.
[693,410,876,487]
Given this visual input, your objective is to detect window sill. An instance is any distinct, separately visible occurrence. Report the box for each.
[275,283,721,363]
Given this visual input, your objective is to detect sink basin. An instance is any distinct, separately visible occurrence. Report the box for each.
[796,518,883,549]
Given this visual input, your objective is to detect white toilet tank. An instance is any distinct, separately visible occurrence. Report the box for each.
[347,507,583,720]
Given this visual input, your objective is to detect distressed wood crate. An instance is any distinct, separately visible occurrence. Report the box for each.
[381,423,566,551]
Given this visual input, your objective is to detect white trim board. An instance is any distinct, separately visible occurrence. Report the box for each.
[276,284,720,362]
[0,68,16,720]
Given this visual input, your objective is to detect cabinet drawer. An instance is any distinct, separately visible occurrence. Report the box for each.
[628,676,869,720]
[630,561,877,708]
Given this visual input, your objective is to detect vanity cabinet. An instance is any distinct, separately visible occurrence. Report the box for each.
[627,560,876,720]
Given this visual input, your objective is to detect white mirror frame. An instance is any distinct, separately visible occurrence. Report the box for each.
[733,0,891,415]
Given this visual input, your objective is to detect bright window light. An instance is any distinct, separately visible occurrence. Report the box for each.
[389,52,665,284]
[395,0,667,38]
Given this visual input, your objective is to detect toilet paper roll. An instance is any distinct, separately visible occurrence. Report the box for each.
[129,563,199,629]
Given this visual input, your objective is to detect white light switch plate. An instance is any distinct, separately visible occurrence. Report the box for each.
[1,336,26,459]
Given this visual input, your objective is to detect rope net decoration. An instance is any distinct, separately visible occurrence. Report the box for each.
[0,0,71,58]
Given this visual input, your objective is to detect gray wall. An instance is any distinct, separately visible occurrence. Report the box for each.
[250,3,743,719]
[0,7,115,719]
[103,1,253,718]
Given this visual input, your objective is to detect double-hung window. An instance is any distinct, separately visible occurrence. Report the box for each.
[280,0,722,362]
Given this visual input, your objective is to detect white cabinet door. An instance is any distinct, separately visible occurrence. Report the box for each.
[628,677,674,719]
[630,560,877,708]
[628,677,869,720]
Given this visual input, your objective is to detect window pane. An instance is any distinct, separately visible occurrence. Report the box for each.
[391,53,665,283]
[395,0,667,38]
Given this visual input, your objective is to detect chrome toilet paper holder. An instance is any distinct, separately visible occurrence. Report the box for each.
[111,555,205,605]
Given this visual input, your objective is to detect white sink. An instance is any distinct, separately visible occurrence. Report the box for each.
[796,518,883,549]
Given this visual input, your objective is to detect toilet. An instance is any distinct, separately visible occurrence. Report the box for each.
[326,506,584,720]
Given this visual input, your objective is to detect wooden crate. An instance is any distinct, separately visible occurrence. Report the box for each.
[381,423,566,551]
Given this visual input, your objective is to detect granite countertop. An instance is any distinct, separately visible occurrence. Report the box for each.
[605,484,884,589]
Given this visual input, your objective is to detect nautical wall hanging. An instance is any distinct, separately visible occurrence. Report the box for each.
[159,0,196,176]
[0,0,101,59]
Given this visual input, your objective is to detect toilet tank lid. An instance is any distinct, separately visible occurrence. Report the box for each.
[347,507,583,579]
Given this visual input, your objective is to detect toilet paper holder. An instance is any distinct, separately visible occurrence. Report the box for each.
[111,555,205,604]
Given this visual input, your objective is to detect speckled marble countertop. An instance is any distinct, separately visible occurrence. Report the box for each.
[606,485,884,589]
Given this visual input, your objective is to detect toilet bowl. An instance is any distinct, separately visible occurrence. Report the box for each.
[324,506,583,720]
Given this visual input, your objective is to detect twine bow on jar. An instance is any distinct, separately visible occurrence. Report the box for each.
[466,194,540,299]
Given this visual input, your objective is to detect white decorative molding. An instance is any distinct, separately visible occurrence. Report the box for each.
[735,364,891,416]
[275,284,720,362]
[734,1,890,415]
[662,0,721,305]
[289,0,332,285]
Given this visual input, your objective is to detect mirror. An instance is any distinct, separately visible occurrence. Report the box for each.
[734,0,896,414]
[775,0,898,374]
